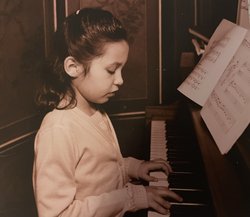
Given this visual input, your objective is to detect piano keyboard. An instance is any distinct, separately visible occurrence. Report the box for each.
[148,120,214,217]
[148,120,169,217]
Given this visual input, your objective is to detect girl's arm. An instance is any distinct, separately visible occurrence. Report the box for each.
[33,126,148,217]
[34,182,147,217]
[123,157,144,181]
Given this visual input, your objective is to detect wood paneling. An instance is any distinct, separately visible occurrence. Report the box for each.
[0,135,38,217]
[0,0,45,128]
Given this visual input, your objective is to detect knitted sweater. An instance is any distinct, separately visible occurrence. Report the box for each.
[32,107,148,217]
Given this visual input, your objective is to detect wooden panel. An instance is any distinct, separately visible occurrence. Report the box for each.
[162,0,196,104]
[0,0,45,128]
[65,0,80,16]
[0,114,42,148]
[197,0,238,37]
[0,135,38,217]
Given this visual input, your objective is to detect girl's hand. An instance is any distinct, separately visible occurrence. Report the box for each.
[137,158,172,182]
[145,186,183,215]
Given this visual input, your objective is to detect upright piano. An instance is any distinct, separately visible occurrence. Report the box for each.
[144,100,250,217]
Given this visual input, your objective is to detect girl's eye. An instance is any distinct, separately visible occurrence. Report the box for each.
[107,69,116,74]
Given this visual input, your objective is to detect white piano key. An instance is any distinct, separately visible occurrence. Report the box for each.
[149,120,170,217]
[148,210,170,217]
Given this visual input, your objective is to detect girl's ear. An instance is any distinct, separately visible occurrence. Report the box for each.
[64,56,83,78]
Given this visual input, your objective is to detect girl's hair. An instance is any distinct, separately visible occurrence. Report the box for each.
[36,7,128,111]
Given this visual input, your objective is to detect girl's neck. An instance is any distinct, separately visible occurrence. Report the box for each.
[74,93,97,116]
[70,84,98,116]
[76,102,97,116]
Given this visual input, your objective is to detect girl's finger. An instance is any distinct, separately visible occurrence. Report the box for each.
[157,187,183,202]
[147,161,173,174]
[150,200,170,215]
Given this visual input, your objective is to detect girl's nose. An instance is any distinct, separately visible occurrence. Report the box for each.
[114,71,123,86]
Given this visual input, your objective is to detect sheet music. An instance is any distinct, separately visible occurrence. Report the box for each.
[177,19,247,106]
[237,0,250,28]
[201,31,250,154]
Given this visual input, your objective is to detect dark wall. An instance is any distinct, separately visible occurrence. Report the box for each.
[0,0,44,131]
[0,1,45,215]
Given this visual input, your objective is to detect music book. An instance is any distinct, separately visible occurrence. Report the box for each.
[178,19,250,154]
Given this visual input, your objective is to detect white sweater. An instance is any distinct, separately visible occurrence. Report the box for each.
[33,107,148,217]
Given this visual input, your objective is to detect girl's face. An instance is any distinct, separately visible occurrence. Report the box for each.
[73,40,129,109]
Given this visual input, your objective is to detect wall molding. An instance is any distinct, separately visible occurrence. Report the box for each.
[0,113,42,149]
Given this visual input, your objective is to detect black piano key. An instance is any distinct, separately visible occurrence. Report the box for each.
[170,189,211,204]
[167,141,198,150]
[168,173,207,189]
[167,137,195,144]
[170,162,204,174]
[167,155,201,164]
[170,203,213,217]
[170,161,200,172]
[167,150,200,161]
[166,129,194,137]
[167,154,194,162]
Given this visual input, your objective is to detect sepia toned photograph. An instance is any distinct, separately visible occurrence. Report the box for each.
[0,0,249,217]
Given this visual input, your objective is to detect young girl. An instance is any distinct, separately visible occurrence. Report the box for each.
[33,7,182,217]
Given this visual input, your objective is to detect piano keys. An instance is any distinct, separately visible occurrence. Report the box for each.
[146,101,250,217]
[147,102,215,217]
[148,120,169,217]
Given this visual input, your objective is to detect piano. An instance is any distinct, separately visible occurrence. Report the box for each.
[144,100,250,217]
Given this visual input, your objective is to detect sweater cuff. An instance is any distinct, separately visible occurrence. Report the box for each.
[125,183,148,211]
[124,157,144,180]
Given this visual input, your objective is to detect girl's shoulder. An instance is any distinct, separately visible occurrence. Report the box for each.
[39,108,75,132]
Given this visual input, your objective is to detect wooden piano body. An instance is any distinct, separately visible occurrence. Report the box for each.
[191,105,250,217]
[143,101,250,217]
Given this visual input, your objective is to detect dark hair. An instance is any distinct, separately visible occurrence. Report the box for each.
[36,7,128,111]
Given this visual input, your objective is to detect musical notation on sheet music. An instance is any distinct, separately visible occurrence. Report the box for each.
[178,19,247,106]
[201,31,250,154]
